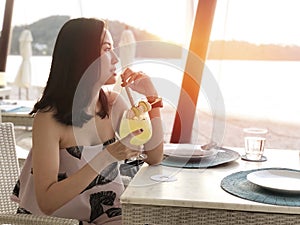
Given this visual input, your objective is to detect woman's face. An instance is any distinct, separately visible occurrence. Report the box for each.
[100,29,119,85]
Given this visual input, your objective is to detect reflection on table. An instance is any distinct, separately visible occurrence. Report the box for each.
[121,147,300,225]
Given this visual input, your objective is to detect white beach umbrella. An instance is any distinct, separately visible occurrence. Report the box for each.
[14,29,33,99]
[118,26,136,68]
[114,26,137,100]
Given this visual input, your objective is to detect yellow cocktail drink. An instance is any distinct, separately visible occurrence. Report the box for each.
[119,112,152,146]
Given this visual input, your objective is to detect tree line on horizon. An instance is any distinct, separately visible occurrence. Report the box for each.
[8,15,300,61]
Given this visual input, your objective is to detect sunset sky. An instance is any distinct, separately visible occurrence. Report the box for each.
[1,0,300,46]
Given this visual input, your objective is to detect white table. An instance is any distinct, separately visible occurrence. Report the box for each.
[1,100,34,127]
[0,87,11,99]
[121,148,300,225]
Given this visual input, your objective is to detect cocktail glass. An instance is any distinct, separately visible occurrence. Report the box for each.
[119,109,152,160]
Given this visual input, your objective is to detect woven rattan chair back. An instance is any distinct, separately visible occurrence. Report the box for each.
[0,122,80,224]
[0,122,19,213]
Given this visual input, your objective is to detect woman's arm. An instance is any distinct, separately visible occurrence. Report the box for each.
[119,68,164,165]
[143,106,164,165]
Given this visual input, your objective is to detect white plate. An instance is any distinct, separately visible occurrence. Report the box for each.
[247,169,300,194]
[163,143,217,159]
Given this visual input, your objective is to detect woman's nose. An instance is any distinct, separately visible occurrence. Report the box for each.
[111,50,119,64]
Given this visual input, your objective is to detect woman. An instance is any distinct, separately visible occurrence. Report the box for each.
[11,18,164,225]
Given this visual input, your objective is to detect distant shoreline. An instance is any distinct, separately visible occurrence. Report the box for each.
[9,16,300,61]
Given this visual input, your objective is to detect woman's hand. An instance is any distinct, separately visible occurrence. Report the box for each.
[105,129,142,161]
[121,68,158,97]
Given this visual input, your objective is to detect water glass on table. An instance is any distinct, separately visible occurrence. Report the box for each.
[243,128,268,161]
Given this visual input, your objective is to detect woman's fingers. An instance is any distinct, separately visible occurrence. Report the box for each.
[121,68,145,86]
[106,140,139,161]
[120,68,133,84]
[106,128,143,160]
[126,73,143,86]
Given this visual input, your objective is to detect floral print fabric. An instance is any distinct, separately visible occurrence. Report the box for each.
[11,138,124,225]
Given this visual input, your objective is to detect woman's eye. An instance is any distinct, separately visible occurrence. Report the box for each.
[102,44,112,52]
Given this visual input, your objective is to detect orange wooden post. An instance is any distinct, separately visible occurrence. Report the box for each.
[0,0,14,72]
[170,0,217,143]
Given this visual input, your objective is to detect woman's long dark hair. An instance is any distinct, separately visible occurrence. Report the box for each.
[30,18,109,127]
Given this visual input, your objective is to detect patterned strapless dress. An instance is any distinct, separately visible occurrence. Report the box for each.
[11,138,124,225]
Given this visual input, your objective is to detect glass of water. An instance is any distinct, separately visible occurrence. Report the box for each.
[243,128,268,161]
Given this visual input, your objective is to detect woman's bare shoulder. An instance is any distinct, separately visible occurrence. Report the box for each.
[33,111,63,132]
[33,110,54,123]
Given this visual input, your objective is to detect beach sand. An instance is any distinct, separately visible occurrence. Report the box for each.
[6,84,300,152]
[161,104,300,150]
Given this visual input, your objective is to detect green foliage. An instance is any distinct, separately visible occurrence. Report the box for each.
[9,16,162,56]
[10,16,70,55]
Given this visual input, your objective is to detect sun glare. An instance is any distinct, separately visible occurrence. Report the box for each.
[8,0,191,45]
[6,0,300,46]
[81,0,190,45]
[211,0,300,45]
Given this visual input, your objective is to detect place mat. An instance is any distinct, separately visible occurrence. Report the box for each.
[221,168,300,207]
[161,147,240,169]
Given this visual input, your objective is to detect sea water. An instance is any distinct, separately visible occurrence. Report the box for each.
[6,55,300,124]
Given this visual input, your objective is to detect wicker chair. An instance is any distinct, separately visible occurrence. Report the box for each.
[0,122,79,225]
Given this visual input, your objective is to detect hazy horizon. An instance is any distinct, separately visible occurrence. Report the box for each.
[2,0,300,46]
